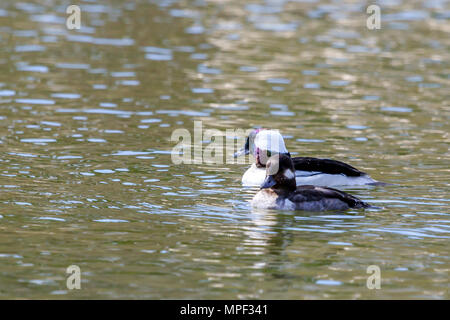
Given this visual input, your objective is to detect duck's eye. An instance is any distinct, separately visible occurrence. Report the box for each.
[266,150,272,157]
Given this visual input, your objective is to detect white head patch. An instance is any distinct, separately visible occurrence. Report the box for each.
[254,130,289,154]
[284,169,295,179]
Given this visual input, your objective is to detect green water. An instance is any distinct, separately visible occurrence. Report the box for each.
[0,0,448,299]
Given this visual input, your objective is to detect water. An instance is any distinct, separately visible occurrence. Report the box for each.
[0,0,449,299]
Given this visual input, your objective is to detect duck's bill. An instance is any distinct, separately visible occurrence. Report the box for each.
[261,175,276,189]
[233,147,249,158]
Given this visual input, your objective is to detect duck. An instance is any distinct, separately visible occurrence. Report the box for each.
[234,128,380,187]
[251,154,371,211]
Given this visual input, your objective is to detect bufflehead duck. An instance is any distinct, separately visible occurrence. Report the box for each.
[235,128,380,187]
[251,154,371,211]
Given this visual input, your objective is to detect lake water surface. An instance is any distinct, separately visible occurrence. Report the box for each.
[0,0,449,299]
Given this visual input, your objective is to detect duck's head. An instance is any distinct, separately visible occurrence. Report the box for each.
[234,128,290,167]
[261,154,296,191]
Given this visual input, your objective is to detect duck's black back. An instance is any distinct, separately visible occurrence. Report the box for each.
[292,157,365,177]
[288,185,370,209]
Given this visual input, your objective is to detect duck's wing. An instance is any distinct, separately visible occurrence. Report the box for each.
[289,185,370,208]
[292,157,366,177]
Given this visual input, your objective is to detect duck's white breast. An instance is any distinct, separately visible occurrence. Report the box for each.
[242,164,267,186]
[251,189,278,209]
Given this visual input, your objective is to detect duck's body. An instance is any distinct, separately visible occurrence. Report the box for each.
[242,157,376,187]
[251,185,370,211]
[236,129,379,187]
[250,154,371,211]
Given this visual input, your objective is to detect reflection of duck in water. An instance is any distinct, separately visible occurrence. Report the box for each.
[251,154,371,211]
[235,129,380,187]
